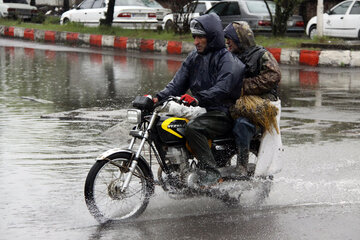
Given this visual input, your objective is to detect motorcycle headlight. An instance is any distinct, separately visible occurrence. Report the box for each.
[127,109,142,124]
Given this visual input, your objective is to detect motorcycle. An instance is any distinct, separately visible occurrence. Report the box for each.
[84,95,269,223]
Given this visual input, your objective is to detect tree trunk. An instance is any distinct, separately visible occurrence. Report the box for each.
[264,0,273,29]
[273,4,288,36]
[316,0,324,37]
[64,0,70,12]
[271,0,300,37]
[101,0,115,27]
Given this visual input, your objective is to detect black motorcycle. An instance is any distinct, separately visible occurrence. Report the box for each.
[84,96,265,223]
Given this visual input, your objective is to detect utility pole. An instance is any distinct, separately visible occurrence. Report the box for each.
[317,0,324,37]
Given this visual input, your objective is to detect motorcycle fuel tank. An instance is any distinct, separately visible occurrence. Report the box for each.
[156,116,189,144]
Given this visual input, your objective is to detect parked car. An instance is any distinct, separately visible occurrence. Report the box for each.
[306,0,360,39]
[206,0,304,33]
[162,0,220,31]
[60,0,158,30]
[141,0,170,24]
[0,0,37,20]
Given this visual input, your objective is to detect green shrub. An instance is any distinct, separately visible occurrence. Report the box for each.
[31,13,46,23]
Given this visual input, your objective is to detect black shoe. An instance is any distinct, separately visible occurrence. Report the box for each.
[197,169,221,188]
[247,163,256,177]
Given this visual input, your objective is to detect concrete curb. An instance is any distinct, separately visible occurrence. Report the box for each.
[1,25,359,67]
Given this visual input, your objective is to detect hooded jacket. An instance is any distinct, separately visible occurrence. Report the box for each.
[156,13,245,113]
[224,21,281,99]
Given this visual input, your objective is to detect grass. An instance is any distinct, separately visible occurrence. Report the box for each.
[0,17,346,48]
[255,35,311,48]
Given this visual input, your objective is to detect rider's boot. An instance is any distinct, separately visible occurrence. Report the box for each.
[247,163,256,177]
[197,168,222,188]
[236,146,249,176]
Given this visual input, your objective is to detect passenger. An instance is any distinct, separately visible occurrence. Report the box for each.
[153,13,245,186]
[224,21,281,176]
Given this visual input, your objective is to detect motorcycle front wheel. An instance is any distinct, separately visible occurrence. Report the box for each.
[84,154,154,223]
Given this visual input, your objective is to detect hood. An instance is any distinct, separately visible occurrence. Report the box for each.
[224,21,256,52]
[195,13,225,52]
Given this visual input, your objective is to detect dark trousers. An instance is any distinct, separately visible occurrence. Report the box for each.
[232,117,257,149]
[185,111,233,170]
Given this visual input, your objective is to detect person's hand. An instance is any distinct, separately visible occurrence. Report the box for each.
[144,95,158,103]
[180,94,198,106]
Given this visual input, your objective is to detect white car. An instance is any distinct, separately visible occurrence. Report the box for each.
[60,0,158,30]
[141,0,171,23]
[306,0,360,39]
[162,0,220,31]
[0,0,37,19]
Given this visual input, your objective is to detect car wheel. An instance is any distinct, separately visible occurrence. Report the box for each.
[164,20,174,32]
[63,18,70,24]
[309,25,317,40]
[358,29,360,40]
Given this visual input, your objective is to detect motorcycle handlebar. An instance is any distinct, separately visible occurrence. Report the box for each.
[153,96,186,109]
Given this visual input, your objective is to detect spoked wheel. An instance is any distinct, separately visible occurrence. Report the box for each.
[84,153,154,223]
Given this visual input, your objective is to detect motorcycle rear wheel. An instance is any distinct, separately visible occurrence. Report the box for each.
[84,154,153,223]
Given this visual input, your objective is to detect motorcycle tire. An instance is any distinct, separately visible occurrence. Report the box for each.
[84,153,154,223]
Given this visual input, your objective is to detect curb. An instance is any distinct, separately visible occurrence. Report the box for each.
[1,25,359,67]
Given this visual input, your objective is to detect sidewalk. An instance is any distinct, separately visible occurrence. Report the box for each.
[1,25,360,67]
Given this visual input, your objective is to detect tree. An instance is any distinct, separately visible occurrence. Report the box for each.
[166,0,198,35]
[101,0,115,27]
[64,0,70,12]
[264,0,303,37]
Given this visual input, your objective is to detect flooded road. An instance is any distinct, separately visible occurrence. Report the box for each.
[1,39,360,240]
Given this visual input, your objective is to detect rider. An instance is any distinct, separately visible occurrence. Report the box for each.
[224,21,281,176]
[154,13,245,186]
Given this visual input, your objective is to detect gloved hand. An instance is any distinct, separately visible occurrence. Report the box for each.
[144,94,157,103]
[180,94,198,106]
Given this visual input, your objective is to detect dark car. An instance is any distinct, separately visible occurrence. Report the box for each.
[205,0,304,34]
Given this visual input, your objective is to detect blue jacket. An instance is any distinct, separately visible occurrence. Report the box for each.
[157,13,245,113]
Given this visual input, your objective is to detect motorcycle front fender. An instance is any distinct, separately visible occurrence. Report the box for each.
[96,148,130,161]
[95,148,153,179]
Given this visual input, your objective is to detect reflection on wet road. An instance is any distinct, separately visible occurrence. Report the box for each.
[0,39,359,239]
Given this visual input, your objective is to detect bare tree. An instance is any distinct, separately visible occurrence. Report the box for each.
[166,0,198,35]
[264,0,303,37]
